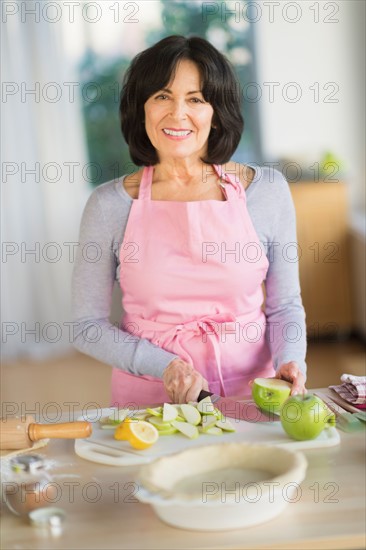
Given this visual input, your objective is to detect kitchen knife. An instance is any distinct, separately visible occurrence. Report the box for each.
[197,390,280,423]
[314,391,365,432]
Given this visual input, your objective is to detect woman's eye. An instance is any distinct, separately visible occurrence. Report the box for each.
[153,95,205,103]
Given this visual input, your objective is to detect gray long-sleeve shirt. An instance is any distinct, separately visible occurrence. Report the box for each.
[71,166,307,378]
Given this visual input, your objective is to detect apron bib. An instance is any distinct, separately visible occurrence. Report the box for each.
[111,164,275,407]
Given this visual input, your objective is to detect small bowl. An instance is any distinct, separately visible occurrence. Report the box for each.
[137,443,307,531]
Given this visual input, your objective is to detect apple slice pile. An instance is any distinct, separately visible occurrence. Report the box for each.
[100,397,236,440]
[145,400,236,439]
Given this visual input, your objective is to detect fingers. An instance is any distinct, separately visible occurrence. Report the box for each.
[291,372,307,396]
[185,374,207,403]
[276,361,307,396]
[162,359,209,403]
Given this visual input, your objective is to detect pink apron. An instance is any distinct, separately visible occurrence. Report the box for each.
[111,164,275,407]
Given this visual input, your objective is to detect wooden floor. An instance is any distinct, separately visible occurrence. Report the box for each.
[1,336,365,414]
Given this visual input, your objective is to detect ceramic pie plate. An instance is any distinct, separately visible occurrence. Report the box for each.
[136,442,307,531]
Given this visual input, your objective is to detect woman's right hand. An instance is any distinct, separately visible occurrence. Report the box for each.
[162,358,209,404]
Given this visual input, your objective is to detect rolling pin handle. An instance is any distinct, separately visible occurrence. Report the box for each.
[28,421,92,442]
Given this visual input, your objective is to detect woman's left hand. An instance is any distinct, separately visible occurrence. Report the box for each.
[275,361,307,395]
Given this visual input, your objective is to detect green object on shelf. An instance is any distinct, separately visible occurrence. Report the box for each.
[319,151,344,178]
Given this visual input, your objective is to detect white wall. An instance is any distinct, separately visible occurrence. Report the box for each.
[253,0,365,215]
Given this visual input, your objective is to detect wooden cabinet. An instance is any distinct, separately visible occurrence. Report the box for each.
[289,182,353,338]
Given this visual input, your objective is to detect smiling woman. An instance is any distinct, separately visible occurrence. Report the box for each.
[72,35,307,407]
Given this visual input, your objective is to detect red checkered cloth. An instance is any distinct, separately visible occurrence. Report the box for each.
[329,374,366,407]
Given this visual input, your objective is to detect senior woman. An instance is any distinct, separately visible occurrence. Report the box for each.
[72,35,307,407]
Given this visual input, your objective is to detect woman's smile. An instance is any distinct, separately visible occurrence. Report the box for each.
[162,128,193,139]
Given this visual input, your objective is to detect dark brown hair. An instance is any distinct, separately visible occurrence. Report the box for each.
[119,35,244,166]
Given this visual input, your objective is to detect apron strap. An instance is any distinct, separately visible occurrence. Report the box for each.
[213,164,244,201]
[137,165,154,201]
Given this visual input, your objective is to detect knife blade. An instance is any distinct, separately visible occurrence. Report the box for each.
[313,391,365,432]
[197,390,280,423]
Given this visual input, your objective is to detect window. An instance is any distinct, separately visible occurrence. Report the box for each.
[64,0,261,187]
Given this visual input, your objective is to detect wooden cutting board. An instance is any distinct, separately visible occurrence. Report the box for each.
[75,408,340,466]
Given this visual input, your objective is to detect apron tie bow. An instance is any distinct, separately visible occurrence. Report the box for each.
[126,313,238,397]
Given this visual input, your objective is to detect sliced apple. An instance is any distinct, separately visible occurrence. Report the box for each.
[180,404,201,426]
[147,416,173,431]
[162,403,179,422]
[131,412,149,421]
[213,407,224,420]
[215,419,236,432]
[196,396,216,415]
[201,414,219,432]
[107,408,132,424]
[171,420,199,439]
[146,407,163,417]
[100,424,117,430]
[157,426,178,436]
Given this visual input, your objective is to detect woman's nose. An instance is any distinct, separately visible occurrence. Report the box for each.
[169,99,187,119]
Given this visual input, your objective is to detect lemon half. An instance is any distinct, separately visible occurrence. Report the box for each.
[114,419,159,450]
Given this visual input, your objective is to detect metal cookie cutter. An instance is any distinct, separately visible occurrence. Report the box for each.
[10,454,45,474]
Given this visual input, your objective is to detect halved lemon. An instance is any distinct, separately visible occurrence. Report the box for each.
[114,419,159,450]
[114,417,133,441]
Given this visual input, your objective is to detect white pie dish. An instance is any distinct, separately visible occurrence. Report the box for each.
[136,442,307,531]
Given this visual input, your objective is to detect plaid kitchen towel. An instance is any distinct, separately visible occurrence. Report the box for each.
[329,374,366,407]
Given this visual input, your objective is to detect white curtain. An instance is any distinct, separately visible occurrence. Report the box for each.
[2,6,91,360]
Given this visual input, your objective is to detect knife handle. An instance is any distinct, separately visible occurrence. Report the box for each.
[197,390,213,402]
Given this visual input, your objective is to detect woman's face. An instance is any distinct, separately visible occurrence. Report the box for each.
[144,60,214,163]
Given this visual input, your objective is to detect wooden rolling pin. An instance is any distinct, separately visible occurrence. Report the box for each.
[0,415,92,450]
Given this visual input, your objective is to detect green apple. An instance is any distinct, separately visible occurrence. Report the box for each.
[100,424,117,430]
[157,425,178,436]
[196,396,216,415]
[252,378,292,414]
[147,416,173,430]
[171,420,199,439]
[213,407,224,420]
[180,404,201,426]
[162,403,178,422]
[215,419,236,432]
[201,414,219,432]
[107,408,132,424]
[280,394,336,441]
[145,407,163,417]
[141,401,236,439]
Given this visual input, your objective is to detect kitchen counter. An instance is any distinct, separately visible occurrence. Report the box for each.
[1,395,365,550]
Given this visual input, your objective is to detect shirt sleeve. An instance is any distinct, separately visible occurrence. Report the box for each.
[263,172,308,377]
[71,186,180,378]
